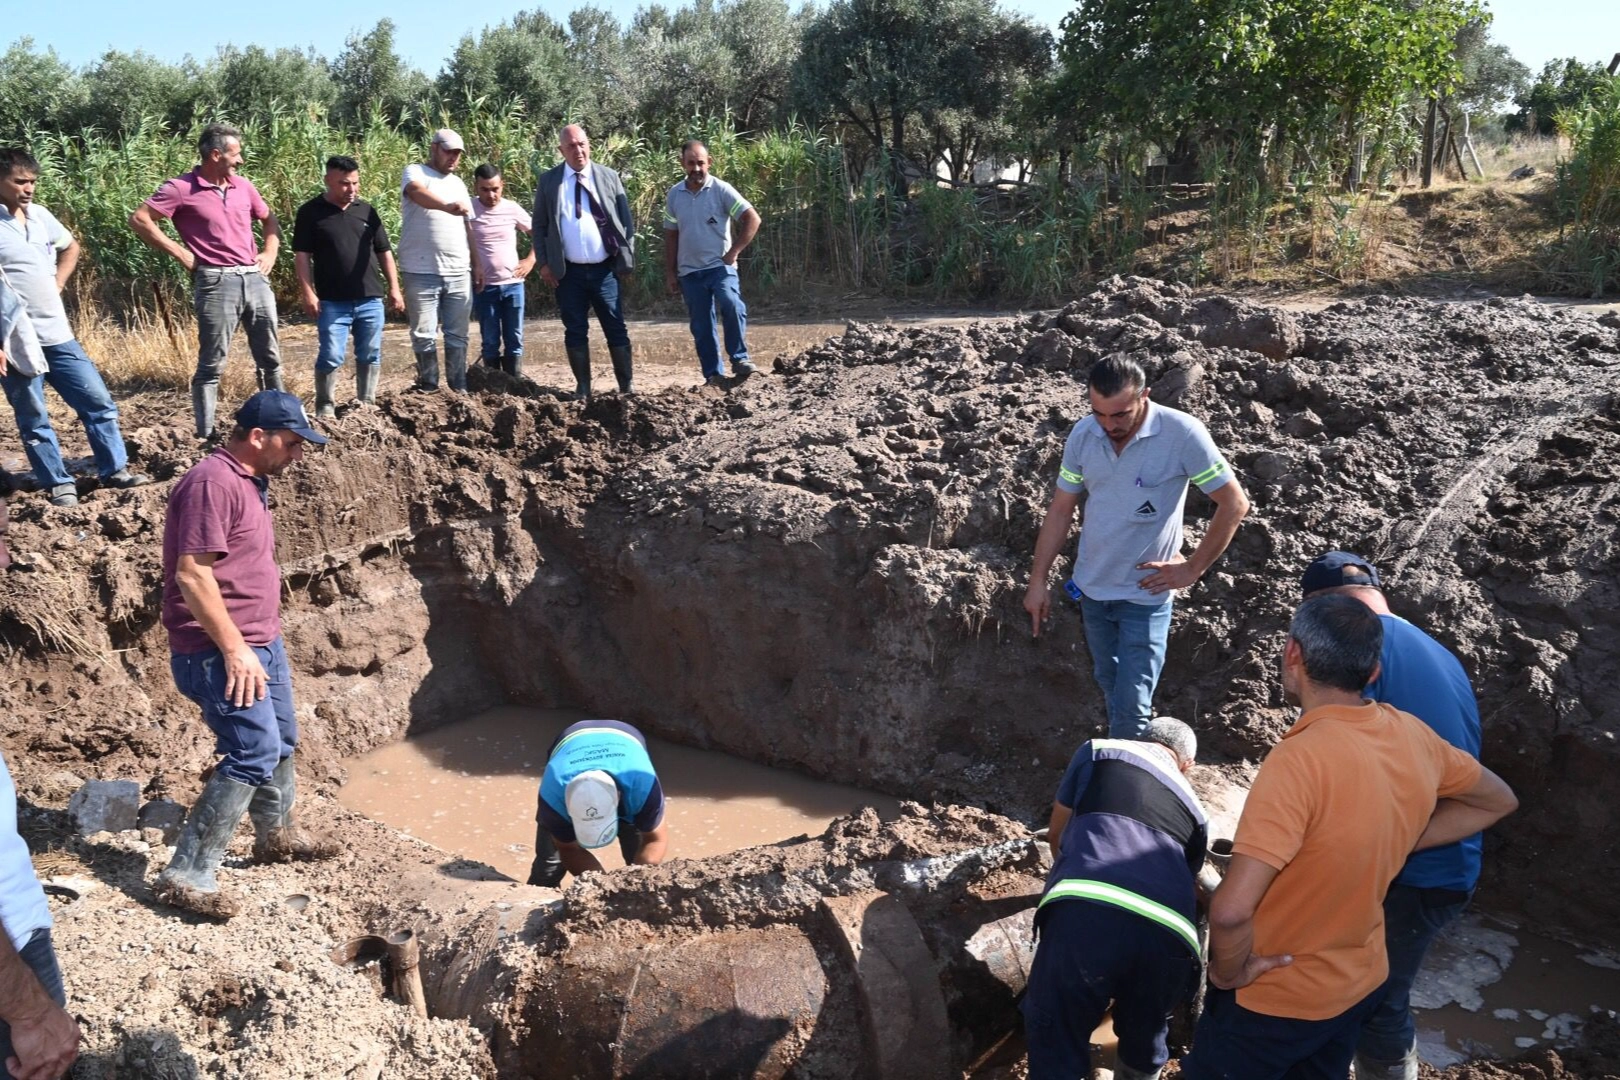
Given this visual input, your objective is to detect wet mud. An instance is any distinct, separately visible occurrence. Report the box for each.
[3,278,1619,1074]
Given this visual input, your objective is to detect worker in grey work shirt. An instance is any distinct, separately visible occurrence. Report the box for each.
[1023,353,1250,740]
[663,140,761,385]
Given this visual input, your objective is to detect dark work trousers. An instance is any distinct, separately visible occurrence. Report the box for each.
[1021,899,1200,1078]
[1179,982,1385,1080]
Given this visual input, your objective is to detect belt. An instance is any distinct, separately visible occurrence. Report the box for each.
[564,258,612,267]
[195,264,259,275]
[1039,878,1201,955]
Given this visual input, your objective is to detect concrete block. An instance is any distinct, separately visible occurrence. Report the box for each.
[137,799,187,845]
[67,780,140,836]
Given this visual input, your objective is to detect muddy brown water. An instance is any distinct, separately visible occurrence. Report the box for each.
[336,706,904,882]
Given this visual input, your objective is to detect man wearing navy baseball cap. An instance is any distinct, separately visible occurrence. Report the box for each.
[153,390,336,919]
[1301,550,1485,1080]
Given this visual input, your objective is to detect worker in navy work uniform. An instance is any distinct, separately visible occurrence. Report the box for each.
[527,719,670,886]
[1301,551,1486,1080]
[1022,717,1208,1080]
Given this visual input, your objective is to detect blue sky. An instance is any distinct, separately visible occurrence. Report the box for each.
[9,0,1620,83]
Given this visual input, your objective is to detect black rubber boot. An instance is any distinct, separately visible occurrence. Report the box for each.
[153,773,255,920]
[248,755,340,864]
[565,345,592,400]
[609,343,635,394]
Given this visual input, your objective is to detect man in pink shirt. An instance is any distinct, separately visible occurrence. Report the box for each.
[154,390,339,919]
[469,163,534,377]
[129,123,284,440]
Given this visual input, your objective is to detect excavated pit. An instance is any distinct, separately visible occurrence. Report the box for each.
[4,277,1620,1076]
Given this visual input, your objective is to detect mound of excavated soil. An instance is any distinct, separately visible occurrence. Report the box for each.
[2,277,1619,1074]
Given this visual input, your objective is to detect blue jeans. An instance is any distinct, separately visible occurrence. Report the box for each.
[1,338,128,489]
[1022,900,1200,1078]
[1180,984,1385,1080]
[315,298,384,373]
[171,636,297,786]
[1356,884,1471,1068]
[0,928,65,1067]
[1079,594,1173,740]
[556,260,629,350]
[678,264,749,379]
[475,282,525,361]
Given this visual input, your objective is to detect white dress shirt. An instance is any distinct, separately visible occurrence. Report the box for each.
[559,169,610,264]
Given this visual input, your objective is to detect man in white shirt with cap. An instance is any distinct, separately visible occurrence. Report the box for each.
[398,129,474,393]
[527,718,669,886]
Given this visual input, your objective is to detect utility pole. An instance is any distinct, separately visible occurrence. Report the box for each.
[1421,98,1437,189]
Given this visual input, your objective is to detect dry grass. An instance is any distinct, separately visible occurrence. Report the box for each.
[1476,134,1567,182]
[74,307,310,400]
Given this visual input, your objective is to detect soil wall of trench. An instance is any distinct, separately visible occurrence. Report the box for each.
[4,276,1620,952]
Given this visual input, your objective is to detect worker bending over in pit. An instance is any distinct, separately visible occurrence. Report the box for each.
[1022,718,1207,1080]
[1024,353,1249,740]
[528,719,669,887]
[1301,552,1486,1080]
[1180,595,1517,1080]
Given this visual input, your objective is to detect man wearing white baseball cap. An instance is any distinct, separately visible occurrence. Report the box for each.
[398,128,474,392]
[528,719,669,886]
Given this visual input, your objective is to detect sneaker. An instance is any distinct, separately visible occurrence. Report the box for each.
[47,484,78,508]
[104,469,152,490]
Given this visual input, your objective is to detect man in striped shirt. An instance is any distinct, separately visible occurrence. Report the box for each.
[1023,718,1208,1080]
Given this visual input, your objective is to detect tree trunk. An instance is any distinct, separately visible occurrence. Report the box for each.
[1421,98,1437,188]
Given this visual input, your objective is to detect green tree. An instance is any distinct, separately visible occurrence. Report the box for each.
[200,45,337,126]
[1509,57,1610,136]
[331,19,431,130]
[0,38,85,140]
[72,50,202,136]
[1055,0,1477,182]
[792,0,1044,182]
[437,12,576,129]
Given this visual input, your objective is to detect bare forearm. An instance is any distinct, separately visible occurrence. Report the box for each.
[1185,484,1249,576]
[1029,506,1074,585]
[259,217,281,262]
[379,251,401,293]
[558,844,606,877]
[176,569,247,653]
[664,233,680,278]
[294,254,316,295]
[406,187,462,214]
[1415,797,1513,851]
[634,837,667,865]
[1207,916,1257,987]
[129,212,190,265]
[0,931,52,1025]
[728,212,760,257]
[54,242,80,291]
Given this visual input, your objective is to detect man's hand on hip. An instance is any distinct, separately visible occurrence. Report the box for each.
[255,251,275,276]
[223,643,270,707]
[1137,555,1198,595]
[539,265,559,289]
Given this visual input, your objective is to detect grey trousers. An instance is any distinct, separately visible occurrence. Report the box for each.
[193,266,282,391]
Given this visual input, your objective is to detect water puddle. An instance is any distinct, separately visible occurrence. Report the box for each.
[337,706,902,883]
[1415,912,1620,1066]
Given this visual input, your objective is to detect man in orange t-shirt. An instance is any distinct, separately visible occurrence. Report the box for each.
[1179,594,1517,1080]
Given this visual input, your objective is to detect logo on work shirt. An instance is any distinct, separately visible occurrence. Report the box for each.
[1135,500,1158,517]
[706,216,719,225]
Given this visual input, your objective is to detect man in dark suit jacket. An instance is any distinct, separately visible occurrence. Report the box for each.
[532,124,635,398]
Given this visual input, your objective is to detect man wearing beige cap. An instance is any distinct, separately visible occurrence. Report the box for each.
[528,719,669,886]
[399,129,474,392]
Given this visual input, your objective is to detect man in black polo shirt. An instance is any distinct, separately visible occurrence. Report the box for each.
[293,156,405,417]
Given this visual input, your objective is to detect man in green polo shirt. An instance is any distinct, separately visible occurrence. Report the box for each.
[1023,354,1250,740]
[663,141,762,384]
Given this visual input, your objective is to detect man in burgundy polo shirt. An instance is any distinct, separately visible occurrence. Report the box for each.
[130,123,285,441]
[154,390,338,919]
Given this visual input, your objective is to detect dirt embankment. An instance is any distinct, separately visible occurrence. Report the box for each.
[2,277,1619,1074]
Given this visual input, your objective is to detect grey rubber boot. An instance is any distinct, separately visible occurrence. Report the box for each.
[1353,1048,1420,1080]
[248,756,340,864]
[192,382,218,440]
[256,365,284,392]
[153,773,255,919]
[413,349,440,391]
[313,368,337,419]
[355,363,379,405]
[1113,1060,1164,1080]
[565,345,592,400]
[609,343,635,394]
[445,345,468,392]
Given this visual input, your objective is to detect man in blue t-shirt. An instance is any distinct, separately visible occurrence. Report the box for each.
[527,719,670,887]
[1023,718,1207,1080]
[1302,551,1484,1080]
